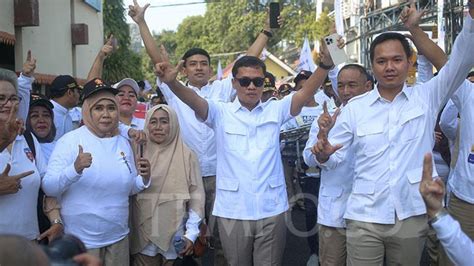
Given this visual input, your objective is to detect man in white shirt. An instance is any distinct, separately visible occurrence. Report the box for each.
[420,152,474,266]
[154,39,337,264]
[49,75,82,141]
[312,3,474,265]
[304,64,372,266]
[129,1,281,264]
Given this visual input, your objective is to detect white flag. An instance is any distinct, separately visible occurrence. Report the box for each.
[297,37,316,72]
[217,60,223,80]
[335,0,344,36]
[143,80,152,92]
[437,0,445,51]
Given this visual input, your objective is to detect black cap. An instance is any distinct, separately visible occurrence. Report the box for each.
[293,70,312,85]
[50,75,81,95]
[278,83,293,94]
[82,78,118,100]
[263,72,276,92]
[30,93,53,110]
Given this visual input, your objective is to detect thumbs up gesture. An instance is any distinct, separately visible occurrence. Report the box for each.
[74,145,92,174]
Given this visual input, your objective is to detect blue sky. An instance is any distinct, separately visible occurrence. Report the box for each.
[123,0,207,34]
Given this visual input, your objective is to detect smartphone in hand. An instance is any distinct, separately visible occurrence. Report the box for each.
[269,2,280,29]
[324,33,348,66]
[138,143,144,159]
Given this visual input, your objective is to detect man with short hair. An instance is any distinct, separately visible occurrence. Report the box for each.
[261,72,277,103]
[304,64,372,266]
[49,75,82,140]
[154,39,337,264]
[312,3,474,264]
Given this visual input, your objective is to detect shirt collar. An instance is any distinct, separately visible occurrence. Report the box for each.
[230,97,264,113]
[369,83,410,106]
[51,100,68,114]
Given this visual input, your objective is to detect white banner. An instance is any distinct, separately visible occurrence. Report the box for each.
[335,0,345,36]
[297,37,316,72]
[216,60,223,80]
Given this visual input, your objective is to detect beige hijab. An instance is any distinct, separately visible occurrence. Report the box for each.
[130,104,204,254]
[81,90,119,137]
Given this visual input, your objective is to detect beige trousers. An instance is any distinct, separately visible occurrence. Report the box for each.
[88,235,129,266]
[346,215,428,266]
[319,225,347,266]
[217,212,287,266]
[438,192,474,265]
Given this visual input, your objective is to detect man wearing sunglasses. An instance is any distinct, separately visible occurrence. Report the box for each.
[154,38,337,264]
[129,1,283,264]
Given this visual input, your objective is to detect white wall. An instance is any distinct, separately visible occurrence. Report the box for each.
[13,0,103,80]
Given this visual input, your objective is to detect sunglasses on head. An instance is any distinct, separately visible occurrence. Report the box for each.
[235,77,265,87]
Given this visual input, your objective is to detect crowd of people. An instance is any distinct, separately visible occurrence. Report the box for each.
[1,1,474,266]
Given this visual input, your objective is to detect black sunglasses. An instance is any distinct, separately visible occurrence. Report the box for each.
[235,77,265,87]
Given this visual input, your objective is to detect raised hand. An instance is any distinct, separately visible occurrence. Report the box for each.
[22,50,37,77]
[74,145,92,174]
[400,0,426,30]
[419,153,445,218]
[317,101,340,139]
[128,0,150,24]
[0,164,34,195]
[264,8,284,31]
[155,61,183,84]
[311,130,343,164]
[100,35,115,58]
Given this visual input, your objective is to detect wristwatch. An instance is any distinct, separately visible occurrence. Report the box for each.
[52,218,64,226]
[428,209,448,226]
[318,62,334,70]
[261,29,273,38]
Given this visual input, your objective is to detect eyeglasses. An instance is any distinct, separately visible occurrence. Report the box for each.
[235,77,265,87]
[0,95,22,105]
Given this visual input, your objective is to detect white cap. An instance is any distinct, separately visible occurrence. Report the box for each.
[113,78,140,95]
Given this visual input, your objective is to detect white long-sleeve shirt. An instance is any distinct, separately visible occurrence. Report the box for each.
[303,106,354,228]
[158,78,235,177]
[0,135,46,240]
[319,14,474,224]
[448,80,474,203]
[17,73,33,122]
[432,214,474,266]
[51,100,73,141]
[42,126,149,249]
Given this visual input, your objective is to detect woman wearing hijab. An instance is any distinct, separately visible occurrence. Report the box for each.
[130,104,205,266]
[43,78,151,266]
[26,93,57,162]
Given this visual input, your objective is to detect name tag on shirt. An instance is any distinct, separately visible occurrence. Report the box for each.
[468,145,474,164]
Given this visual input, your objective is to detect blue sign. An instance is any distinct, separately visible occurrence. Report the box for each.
[84,0,101,12]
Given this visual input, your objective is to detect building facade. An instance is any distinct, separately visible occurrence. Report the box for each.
[0,0,104,86]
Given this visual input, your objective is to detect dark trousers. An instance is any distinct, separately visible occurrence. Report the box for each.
[299,176,320,255]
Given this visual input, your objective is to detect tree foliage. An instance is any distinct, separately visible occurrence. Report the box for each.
[151,0,333,71]
[103,0,143,83]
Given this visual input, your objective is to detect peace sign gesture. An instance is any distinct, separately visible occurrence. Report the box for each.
[128,0,150,24]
